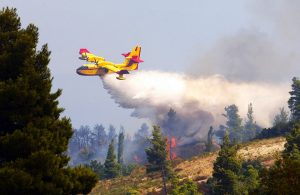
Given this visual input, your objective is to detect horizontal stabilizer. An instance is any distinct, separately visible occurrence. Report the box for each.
[122,52,130,57]
[131,56,144,63]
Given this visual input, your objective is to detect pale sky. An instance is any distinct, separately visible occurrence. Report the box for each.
[2,0,290,133]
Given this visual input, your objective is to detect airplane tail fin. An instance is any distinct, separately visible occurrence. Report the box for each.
[122,46,143,70]
[79,48,91,60]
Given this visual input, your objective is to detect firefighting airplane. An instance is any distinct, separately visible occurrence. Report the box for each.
[76,45,143,80]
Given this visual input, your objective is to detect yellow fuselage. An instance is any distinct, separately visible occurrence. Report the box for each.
[77,45,142,79]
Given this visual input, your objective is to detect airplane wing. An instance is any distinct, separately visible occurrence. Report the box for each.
[79,48,105,64]
[102,64,121,73]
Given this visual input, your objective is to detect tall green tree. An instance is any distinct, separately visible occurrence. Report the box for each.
[118,131,124,164]
[145,125,168,173]
[288,77,300,122]
[207,133,260,194]
[244,103,257,141]
[104,139,120,179]
[0,7,97,194]
[223,104,243,143]
[207,133,242,194]
[145,125,169,194]
[206,126,214,152]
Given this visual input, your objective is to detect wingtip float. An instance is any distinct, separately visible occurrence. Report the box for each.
[76,46,143,80]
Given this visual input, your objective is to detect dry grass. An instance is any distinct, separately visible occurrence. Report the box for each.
[89,137,286,194]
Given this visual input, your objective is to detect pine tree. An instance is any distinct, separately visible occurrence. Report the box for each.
[0,8,97,194]
[288,77,300,121]
[207,133,242,194]
[244,103,257,141]
[223,104,243,143]
[145,125,169,194]
[104,139,120,179]
[145,125,168,173]
[273,107,289,127]
[118,131,124,164]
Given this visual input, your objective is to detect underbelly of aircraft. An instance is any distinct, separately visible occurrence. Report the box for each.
[76,68,108,76]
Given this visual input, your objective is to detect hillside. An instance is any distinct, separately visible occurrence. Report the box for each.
[89,137,286,195]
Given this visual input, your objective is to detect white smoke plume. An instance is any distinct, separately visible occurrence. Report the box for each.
[101,1,298,142]
[102,71,289,141]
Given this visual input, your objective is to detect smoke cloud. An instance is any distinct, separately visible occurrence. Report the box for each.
[102,71,289,142]
[251,0,300,42]
[101,1,298,143]
[188,30,293,82]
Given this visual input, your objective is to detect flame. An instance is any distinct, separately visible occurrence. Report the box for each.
[166,136,177,160]
[171,137,176,148]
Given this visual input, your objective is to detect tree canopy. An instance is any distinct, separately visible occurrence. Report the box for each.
[0,7,97,194]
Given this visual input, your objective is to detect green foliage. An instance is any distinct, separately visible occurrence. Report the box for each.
[69,166,98,195]
[223,105,243,143]
[104,139,121,179]
[0,8,97,194]
[126,188,139,195]
[121,164,138,176]
[261,121,300,194]
[145,125,168,173]
[258,107,290,139]
[288,77,300,121]
[244,103,257,141]
[207,133,260,194]
[207,133,242,194]
[205,126,214,152]
[118,131,125,164]
[261,150,300,194]
[86,160,104,179]
[273,107,289,127]
[259,79,300,194]
[284,122,300,157]
[170,177,201,195]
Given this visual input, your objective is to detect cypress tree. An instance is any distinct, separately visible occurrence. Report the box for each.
[118,131,124,164]
[104,139,120,179]
[206,126,214,152]
[0,7,97,194]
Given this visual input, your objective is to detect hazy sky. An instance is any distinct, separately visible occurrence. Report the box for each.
[1,1,297,133]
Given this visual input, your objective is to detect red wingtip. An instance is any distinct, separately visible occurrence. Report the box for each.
[79,48,90,54]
